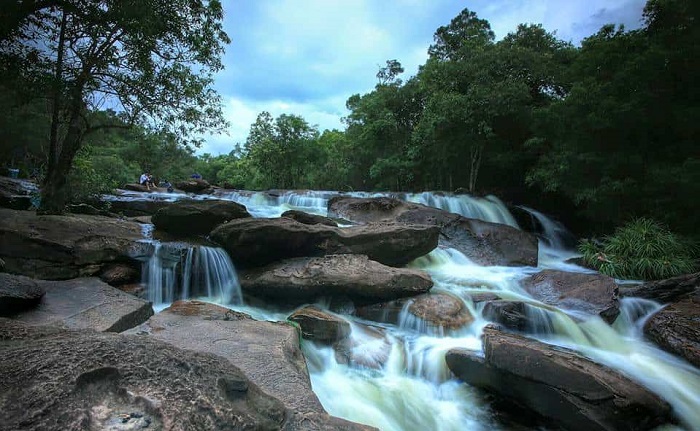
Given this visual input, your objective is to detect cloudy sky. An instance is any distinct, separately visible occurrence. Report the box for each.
[201,0,647,155]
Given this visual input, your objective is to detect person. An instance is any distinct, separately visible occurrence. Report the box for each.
[190,172,202,179]
[160,179,174,193]
[139,172,151,191]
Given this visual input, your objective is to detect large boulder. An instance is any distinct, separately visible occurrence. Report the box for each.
[152,199,251,236]
[282,209,338,227]
[328,196,538,267]
[521,269,620,323]
[13,277,153,333]
[107,198,175,217]
[482,300,530,331]
[0,273,45,316]
[177,178,212,194]
[446,326,672,431]
[620,272,699,304]
[355,292,473,332]
[240,254,433,304]
[288,305,350,344]
[210,217,439,268]
[0,208,143,280]
[0,176,37,210]
[0,319,292,431]
[128,300,373,430]
[98,262,140,286]
[644,290,700,368]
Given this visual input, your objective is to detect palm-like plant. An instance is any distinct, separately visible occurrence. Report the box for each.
[579,218,698,280]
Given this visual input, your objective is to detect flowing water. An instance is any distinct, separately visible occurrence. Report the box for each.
[125,188,700,430]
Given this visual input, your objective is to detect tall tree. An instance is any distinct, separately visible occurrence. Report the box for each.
[1,0,229,213]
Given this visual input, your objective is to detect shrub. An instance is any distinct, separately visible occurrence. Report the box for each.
[579,217,698,280]
[66,146,118,207]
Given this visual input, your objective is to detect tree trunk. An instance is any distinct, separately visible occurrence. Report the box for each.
[469,144,483,193]
[48,8,68,173]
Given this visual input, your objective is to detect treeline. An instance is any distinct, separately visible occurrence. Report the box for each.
[1,0,697,241]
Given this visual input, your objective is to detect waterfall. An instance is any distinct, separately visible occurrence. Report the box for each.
[517,205,576,250]
[142,243,243,308]
[407,192,519,227]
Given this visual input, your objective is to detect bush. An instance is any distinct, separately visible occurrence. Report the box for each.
[66,146,118,207]
[579,217,698,280]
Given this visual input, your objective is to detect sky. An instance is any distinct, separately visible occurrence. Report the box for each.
[201,0,647,155]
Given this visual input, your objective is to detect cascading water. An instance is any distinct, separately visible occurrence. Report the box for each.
[517,205,576,250]
[118,187,699,430]
[140,241,243,310]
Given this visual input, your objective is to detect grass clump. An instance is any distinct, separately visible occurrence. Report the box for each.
[579,217,698,280]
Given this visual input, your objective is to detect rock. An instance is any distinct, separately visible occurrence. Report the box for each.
[332,323,392,369]
[0,176,38,210]
[282,209,338,226]
[67,203,116,217]
[121,183,151,192]
[211,217,439,268]
[0,208,143,280]
[621,272,699,304]
[355,292,473,332]
[13,277,153,333]
[469,292,501,304]
[482,300,530,331]
[116,282,146,298]
[240,254,433,304]
[644,291,700,368]
[328,196,538,267]
[0,319,292,431]
[521,269,620,323]
[407,292,474,330]
[397,208,538,267]
[152,199,252,236]
[98,262,140,286]
[0,273,45,316]
[446,326,672,431]
[107,198,174,217]
[177,178,212,194]
[288,305,350,344]
[128,300,373,430]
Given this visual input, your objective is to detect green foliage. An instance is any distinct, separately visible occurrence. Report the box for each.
[579,218,698,280]
[66,146,118,206]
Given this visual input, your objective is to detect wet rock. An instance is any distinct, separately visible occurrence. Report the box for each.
[644,290,700,368]
[152,199,251,236]
[288,305,350,344]
[0,208,143,280]
[98,263,140,286]
[0,176,37,210]
[211,217,439,268]
[176,178,212,194]
[446,325,672,431]
[333,323,393,369]
[0,319,291,431]
[521,269,620,323]
[13,277,153,333]
[107,198,174,217]
[407,292,473,330]
[127,300,373,430]
[240,254,433,304]
[621,272,699,304]
[121,183,151,192]
[328,196,538,267]
[355,292,473,331]
[482,301,529,331]
[469,292,501,304]
[116,283,146,299]
[0,273,45,316]
[282,209,338,227]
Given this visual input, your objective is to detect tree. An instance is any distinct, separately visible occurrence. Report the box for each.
[376,59,404,85]
[1,0,230,213]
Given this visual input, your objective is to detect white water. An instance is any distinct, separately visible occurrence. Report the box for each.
[123,188,699,430]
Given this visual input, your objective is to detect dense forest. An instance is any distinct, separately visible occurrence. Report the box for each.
[0,0,697,244]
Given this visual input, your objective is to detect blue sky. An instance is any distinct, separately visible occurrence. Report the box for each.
[201,0,646,155]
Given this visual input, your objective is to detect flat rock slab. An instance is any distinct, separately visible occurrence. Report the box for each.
[446,326,672,431]
[0,273,45,316]
[240,254,433,304]
[0,208,143,279]
[128,300,373,431]
[644,291,700,368]
[328,196,539,267]
[152,199,251,236]
[211,217,439,268]
[14,277,153,333]
[521,269,620,322]
[282,209,338,227]
[0,319,289,431]
[621,272,699,304]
